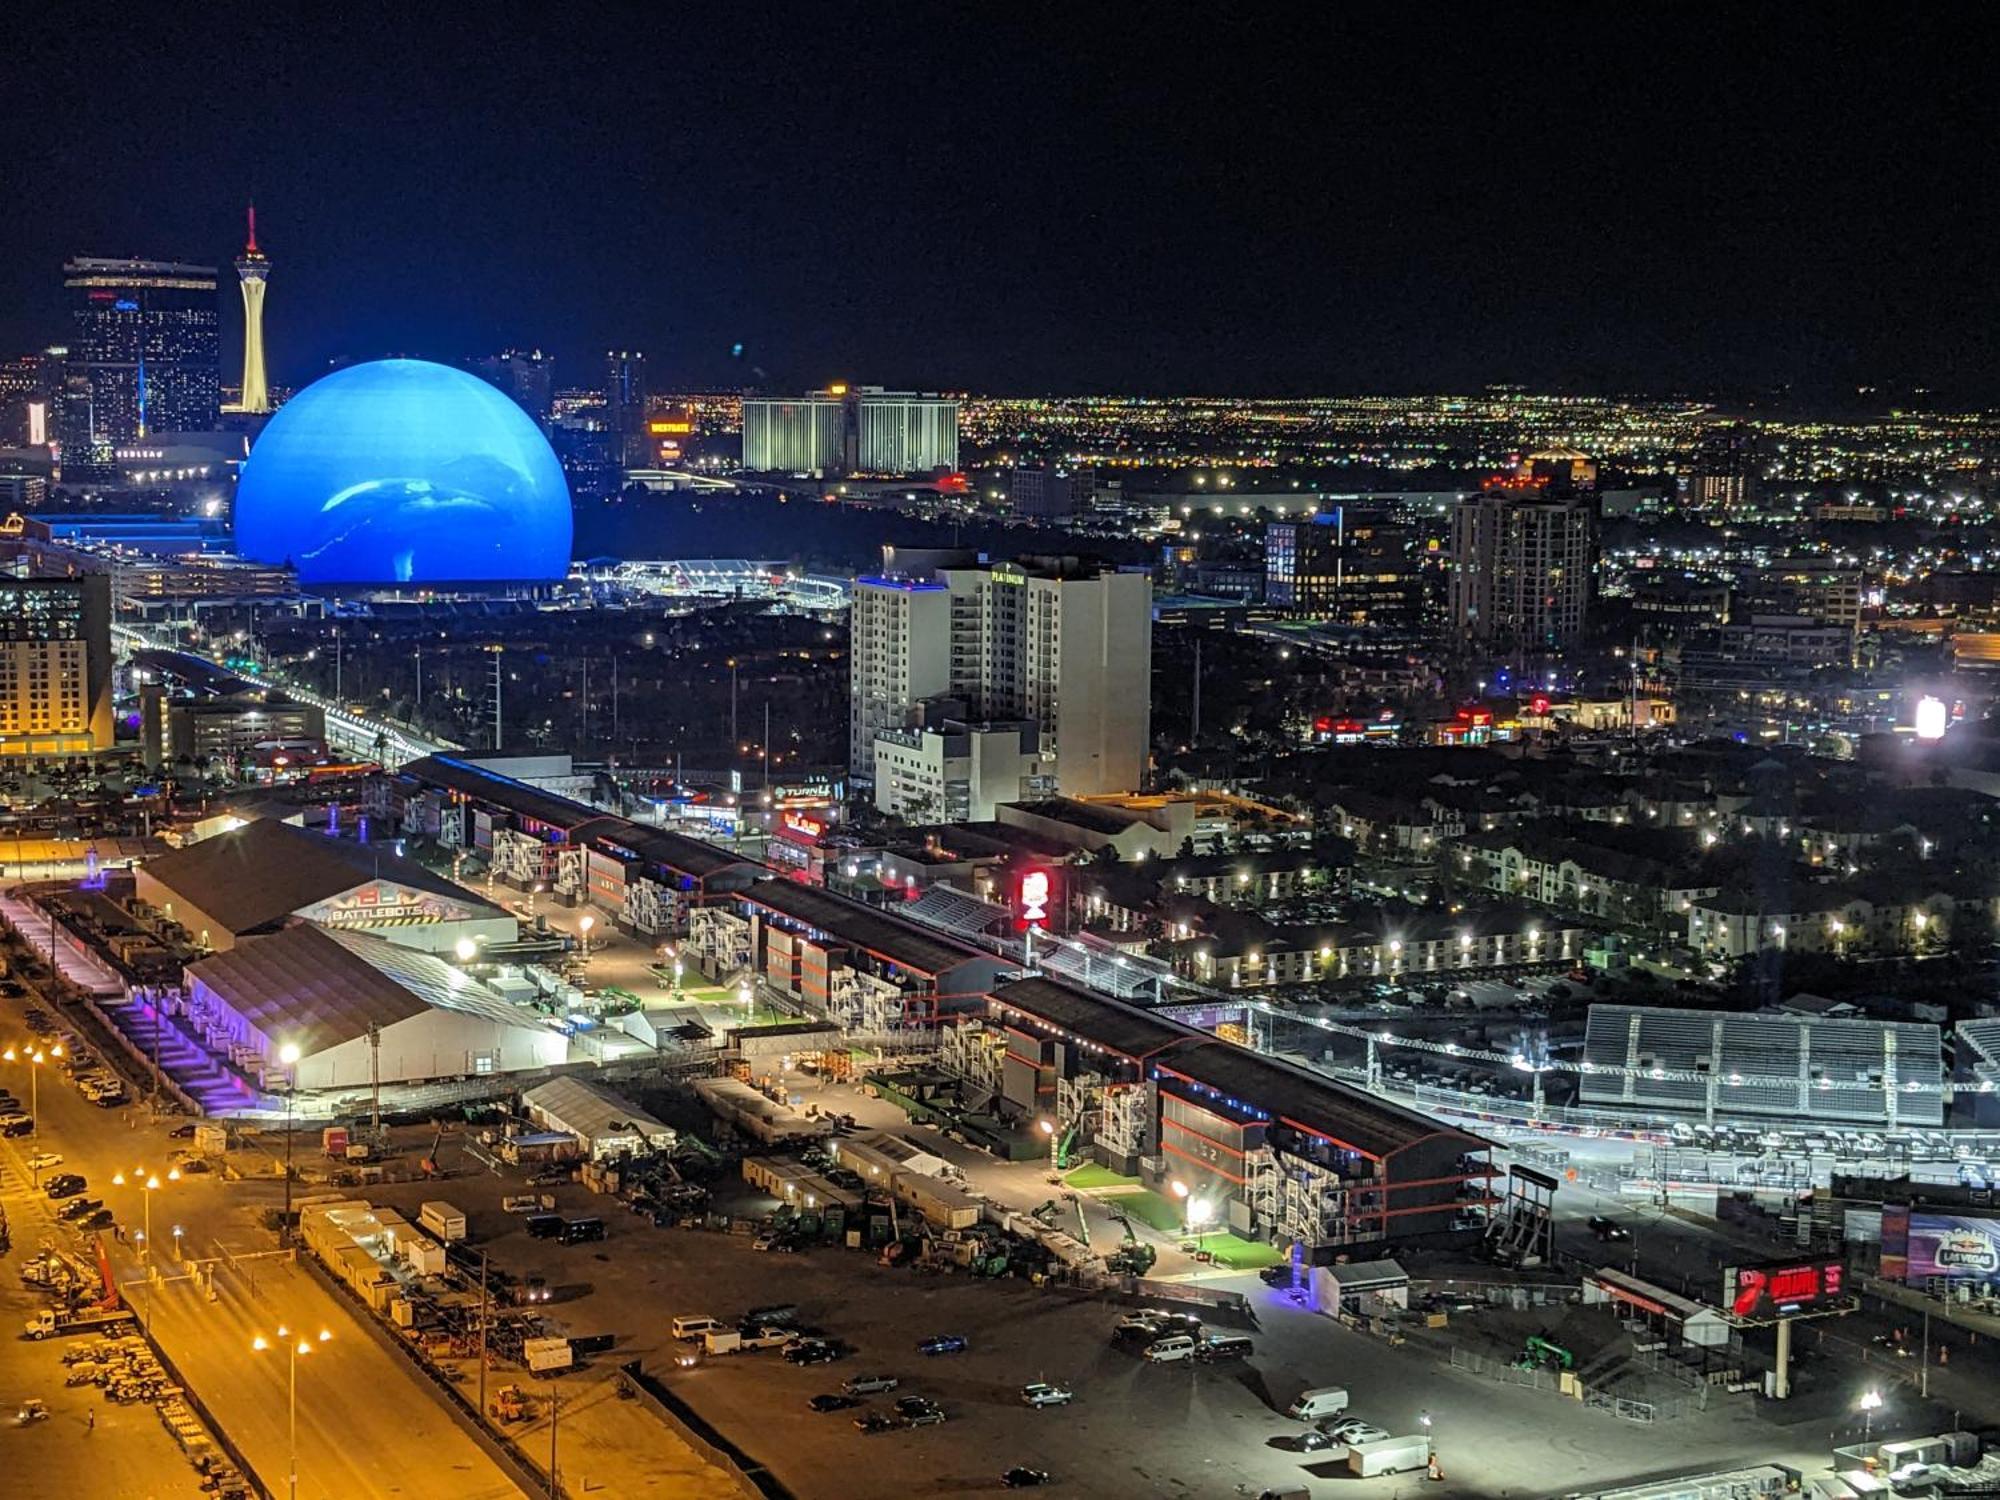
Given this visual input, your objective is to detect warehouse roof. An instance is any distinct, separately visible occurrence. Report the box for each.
[143,819,492,937]
[741,880,984,977]
[186,925,542,1056]
[521,1076,673,1145]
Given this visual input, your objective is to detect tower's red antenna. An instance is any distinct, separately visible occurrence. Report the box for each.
[246,202,259,255]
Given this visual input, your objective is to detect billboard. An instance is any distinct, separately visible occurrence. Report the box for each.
[1014,868,1054,930]
[1722,1257,1848,1320]
[1907,1213,2000,1290]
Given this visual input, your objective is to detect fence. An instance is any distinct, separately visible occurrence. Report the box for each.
[619,1359,795,1500]
[1448,1345,1706,1422]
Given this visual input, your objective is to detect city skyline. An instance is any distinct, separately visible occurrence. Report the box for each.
[7,10,2000,399]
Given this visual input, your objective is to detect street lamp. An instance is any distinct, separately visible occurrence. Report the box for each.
[254,1324,331,1500]
[454,936,478,963]
[1039,1117,1059,1178]
[5,1042,63,1142]
[111,1165,179,1262]
[577,913,594,955]
[279,1041,301,1245]
[1859,1387,1882,1442]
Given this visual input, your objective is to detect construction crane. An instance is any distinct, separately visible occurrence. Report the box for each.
[420,1120,447,1178]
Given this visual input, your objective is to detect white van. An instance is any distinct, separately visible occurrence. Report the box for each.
[1144,1335,1197,1363]
[672,1315,727,1342]
[1286,1386,1349,1421]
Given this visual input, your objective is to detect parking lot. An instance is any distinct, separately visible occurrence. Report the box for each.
[354,1116,1850,1500]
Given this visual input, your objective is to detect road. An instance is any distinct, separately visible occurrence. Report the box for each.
[1,966,523,1500]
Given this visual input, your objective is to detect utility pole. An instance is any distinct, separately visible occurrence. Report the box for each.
[477,1251,490,1427]
[729,659,739,751]
[414,647,423,710]
[548,1378,560,1498]
[333,628,343,701]
[611,655,620,748]
[763,700,772,790]
[581,656,590,749]
[1191,637,1202,742]
[368,1023,382,1141]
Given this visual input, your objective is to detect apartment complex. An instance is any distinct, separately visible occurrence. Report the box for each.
[850,551,1151,799]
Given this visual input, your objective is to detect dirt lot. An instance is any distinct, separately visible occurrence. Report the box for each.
[349,1123,1828,1500]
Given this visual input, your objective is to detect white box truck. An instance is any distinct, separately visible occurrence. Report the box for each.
[1285,1387,1349,1421]
[703,1329,744,1355]
[419,1200,468,1243]
[1347,1435,1429,1477]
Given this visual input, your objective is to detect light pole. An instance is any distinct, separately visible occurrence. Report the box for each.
[279,1042,300,1245]
[255,1324,330,1500]
[1039,1118,1058,1179]
[1860,1387,1882,1443]
[5,1043,61,1143]
[578,914,594,972]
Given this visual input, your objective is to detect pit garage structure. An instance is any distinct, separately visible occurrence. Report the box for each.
[185,923,571,1090]
[381,753,763,938]
[732,880,1012,1032]
[135,817,517,956]
[968,975,1497,1259]
[1579,1003,1945,1129]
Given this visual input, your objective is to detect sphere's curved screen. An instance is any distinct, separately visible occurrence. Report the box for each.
[235,358,574,585]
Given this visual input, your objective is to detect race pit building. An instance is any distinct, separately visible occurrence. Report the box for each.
[135,817,516,957]
[961,975,1496,1258]
[185,923,571,1089]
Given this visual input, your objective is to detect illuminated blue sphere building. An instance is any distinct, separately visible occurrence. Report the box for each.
[234,358,574,586]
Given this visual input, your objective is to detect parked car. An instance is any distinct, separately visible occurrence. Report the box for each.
[168,1123,198,1139]
[918,1334,968,1356]
[56,1198,103,1222]
[853,1413,899,1435]
[842,1375,899,1396]
[44,1174,86,1199]
[902,1407,947,1428]
[808,1394,858,1412]
[1587,1215,1630,1242]
[25,1152,62,1173]
[1,1115,33,1137]
[1002,1469,1052,1488]
[1020,1383,1073,1408]
[1325,1418,1391,1446]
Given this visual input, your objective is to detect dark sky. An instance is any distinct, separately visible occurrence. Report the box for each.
[7,7,1998,398]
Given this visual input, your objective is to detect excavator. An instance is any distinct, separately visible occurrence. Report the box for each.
[420,1120,447,1178]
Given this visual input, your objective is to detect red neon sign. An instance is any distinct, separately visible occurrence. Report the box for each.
[1016,869,1051,929]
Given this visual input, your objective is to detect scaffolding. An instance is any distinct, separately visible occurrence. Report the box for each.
[1098,1081,1153,1164]
[827,967,904,1034]
[490,828,542,889]
[552,845,587,901]
[689,908,751,973]
[937,1022,1007,1098]
[1056,1071,1105,1144]
[621,876,684,938]
[1248,1146,1352,1251]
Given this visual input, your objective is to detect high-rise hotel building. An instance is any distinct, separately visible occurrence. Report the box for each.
[850,552,1151,797]
[60,257,220,478]
[741,386,958,475]
[0,573,114,756]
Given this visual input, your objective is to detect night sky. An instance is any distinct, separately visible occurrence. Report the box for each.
[7,8,1998,399]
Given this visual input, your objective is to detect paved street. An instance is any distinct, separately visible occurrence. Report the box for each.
[1,971,523,1500]
[145,1261,517,1500]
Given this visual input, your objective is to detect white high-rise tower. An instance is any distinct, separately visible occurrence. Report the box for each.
[234,204,271,414]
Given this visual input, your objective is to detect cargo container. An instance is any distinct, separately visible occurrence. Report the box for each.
[419,1201,468,1243]
[703,1329,743,1355]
